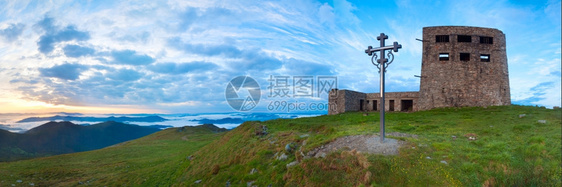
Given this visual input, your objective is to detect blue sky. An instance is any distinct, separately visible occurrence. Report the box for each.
[0,0,560,114]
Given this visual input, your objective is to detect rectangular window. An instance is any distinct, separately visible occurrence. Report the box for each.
[458,35,472,42]
[435,35,449,42]
[480,36,493,44]
[480,54,490,62]
[460,53,470,61]
[439,53,449,61]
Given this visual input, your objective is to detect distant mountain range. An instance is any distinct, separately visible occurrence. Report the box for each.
[17,115,167,123]
[0,121,163,162]
[189,117,245,124]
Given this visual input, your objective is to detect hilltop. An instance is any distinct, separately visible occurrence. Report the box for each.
[0,105,560,186]
[0,121,163,161]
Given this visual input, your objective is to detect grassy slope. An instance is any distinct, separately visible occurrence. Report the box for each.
[0,125,224,186]
[1,105,560,186]
[177,105,561,186]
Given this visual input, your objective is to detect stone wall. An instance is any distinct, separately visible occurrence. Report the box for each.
[328,89,366,115]
[328,89,419,114]
[366,92,420,112]
[328,26,511,115]
[417,26,511,110]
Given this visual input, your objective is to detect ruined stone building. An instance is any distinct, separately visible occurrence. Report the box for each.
[328,26,511,115]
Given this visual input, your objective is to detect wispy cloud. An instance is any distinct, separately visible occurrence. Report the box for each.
[0,0,560,112]
[0,23,25,42]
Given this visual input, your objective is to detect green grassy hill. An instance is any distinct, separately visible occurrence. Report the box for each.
[0,121,162,162]
[0,105,560,186]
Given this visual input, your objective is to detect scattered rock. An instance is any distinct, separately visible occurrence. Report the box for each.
[464,133,477,141]
[276,153,288,160]
[11,184,15,187]
[451,135,457,140]
[538,120,547,124]
[426,156,431,159]
[300,134,310,138]
[440,160,448,165]
[226,180,231,187]
[286,161,299,168]
[285,143,297,153]
[318,152,326,158]
[363,113,368,116]
[16,180,22,183]
[255,125,268,136]
[250,168,258,174]
[29,183,35,186]
[247,181,255,187]
[194,179,202,184]
[519,114,526,118]
[187,155,194,160]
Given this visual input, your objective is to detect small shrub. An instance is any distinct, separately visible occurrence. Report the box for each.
[211,164,220,175]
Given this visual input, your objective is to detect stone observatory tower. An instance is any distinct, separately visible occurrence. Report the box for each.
[417,26,511,110]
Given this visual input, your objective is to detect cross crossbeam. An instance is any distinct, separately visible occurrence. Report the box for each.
[364,33,402,143]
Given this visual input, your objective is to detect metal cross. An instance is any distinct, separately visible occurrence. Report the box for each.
[365,33,402,143]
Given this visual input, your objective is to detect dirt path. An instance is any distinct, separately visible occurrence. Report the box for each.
[307,132,417,157]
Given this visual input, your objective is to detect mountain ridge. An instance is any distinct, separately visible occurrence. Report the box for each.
[0,121,163,162]
[16,115,167,123]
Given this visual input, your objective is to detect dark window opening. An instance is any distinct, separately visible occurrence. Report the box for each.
[401,100,413,112]
[480,54,490,62]
[373,100,377,111]
[480,36,493,44]
[389,100,395,111]
[460,53,470,61]
[359,99,364,111]
[435,35,449,42]
[458,35,472,42]
[439,53,449,61]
